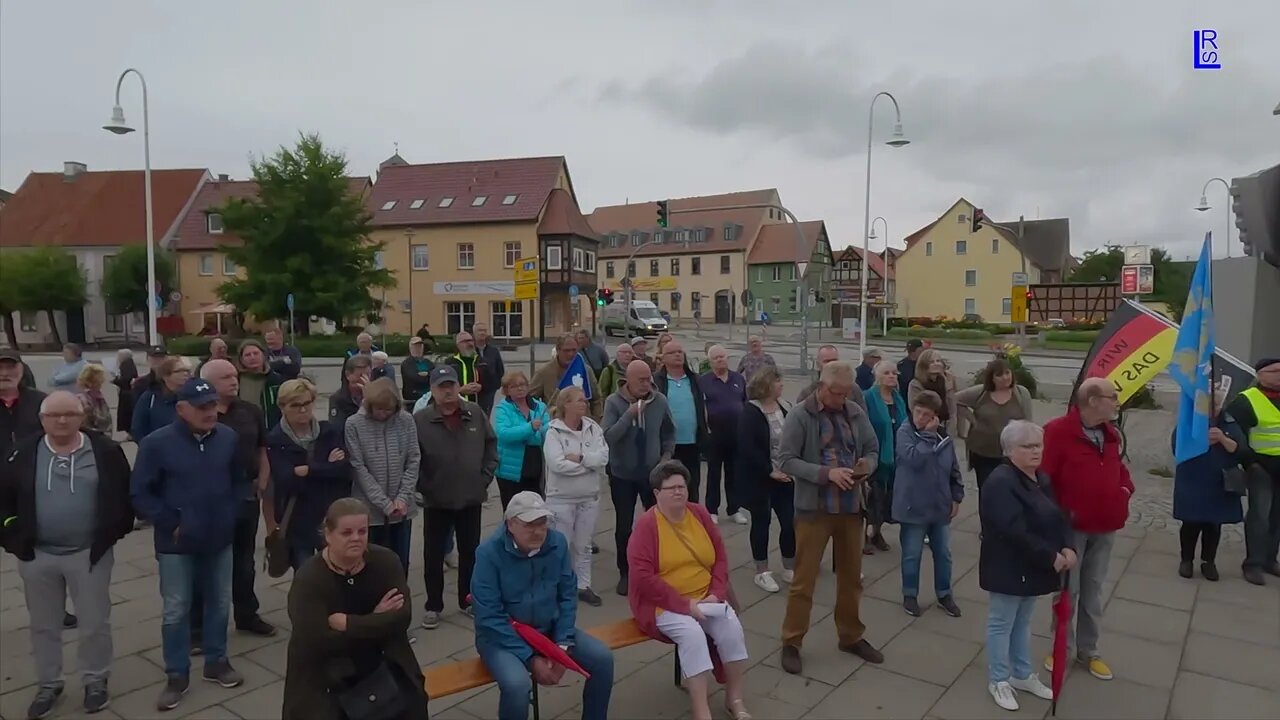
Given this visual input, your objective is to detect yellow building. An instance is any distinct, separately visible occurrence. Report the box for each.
[588,189,784,324]
[367,155,598,340]
[894,199,1072,321]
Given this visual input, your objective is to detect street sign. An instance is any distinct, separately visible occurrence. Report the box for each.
[796,261,808,278]
[807,289,816,307]
[513,282,538,301]
[1121,265,1154,294]
[741,289,753,307]
[1011,285,1028,323]
[1011,272,1029,286]
[1123,245,1151,265]
[514,257,538,284]
[568,284,579,299]
[168,290,182,303]
[286,293,295,311]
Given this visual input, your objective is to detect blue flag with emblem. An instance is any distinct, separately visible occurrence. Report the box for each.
[557,352,593,400]
[1169,232,1216,464]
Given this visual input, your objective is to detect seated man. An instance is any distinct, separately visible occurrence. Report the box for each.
[472,492,614,720]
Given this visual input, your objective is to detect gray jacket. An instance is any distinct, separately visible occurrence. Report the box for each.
[892,422,964,525]
[796,377,867,411]
[343,408,421,525]
[779,394,879,514]
[414,401,497,510]
[602,388,675,483]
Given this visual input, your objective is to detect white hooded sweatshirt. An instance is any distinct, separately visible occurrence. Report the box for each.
[542,417,610,502]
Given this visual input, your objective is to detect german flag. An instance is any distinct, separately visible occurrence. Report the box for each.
[1079,301,1177,403]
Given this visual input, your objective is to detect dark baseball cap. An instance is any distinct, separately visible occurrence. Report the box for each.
[429,366,459,387]
[905,339,925,352]
[177,377,218,406]
[0,348,21,363]
[147,345,168,357]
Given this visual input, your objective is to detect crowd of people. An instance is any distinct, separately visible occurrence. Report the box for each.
[0,331,1277,720]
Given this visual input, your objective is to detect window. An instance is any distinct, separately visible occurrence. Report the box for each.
[652,231,664,245]
[626,261,636,277]
[198,254,213,275]
[222,256,238,275]
[720,255,731,274]
[649,259,659,277]
[105,313,124,333]
[955,240,967,255]
[605,261,615,279]
[206,213,224,234]
[1002,297,1012,315]
[649,293,659,304]
[925,242,933,256]
[964,298,976,315]
[958,214,968,224]
[991,237,1000,254]
[504,242,521,268]
[471,196,487,207]
[490,301,523,339]
[840,260,851,269]
[411,245,429,270]
[437,197,454,208]
[457,243,475,269]
[771,297,781,313]
[381,200,397,211]
[373,251,385,270]
[631,233,642,247]
[691,292,701,312]
[670,258,680,276]
[410,199,425,209]
[788,265,796,281]
[772,266,782,282]
[691,257,702,275]
[502,194,519,205]
[19,311,37,332]
[573,248,585,271]
[546,245,562,270]
[723,224,735,241]
[965,270,977,286]
[670,293,680,310]
[445,301,476,335]
[756,267,764,282]
[585,251,596,272]
[693,228,706,243]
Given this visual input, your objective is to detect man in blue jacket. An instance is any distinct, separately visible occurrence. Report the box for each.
[471,491,614,720]
[130,377,248,712]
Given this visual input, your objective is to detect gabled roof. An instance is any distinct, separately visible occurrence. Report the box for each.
[748,221,826,264]
[365,155,570,228]
[900,197,1072,272]
[835,245,894,279]
[589,189,778,258]
[171,175,372,251]
[0,168,208,248]
[537,188,598,239]
[0,188,13,204]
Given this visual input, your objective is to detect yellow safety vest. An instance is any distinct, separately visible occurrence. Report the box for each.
[1240,387,1280,456]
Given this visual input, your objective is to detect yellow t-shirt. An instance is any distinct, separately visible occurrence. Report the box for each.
[656,510,714,604]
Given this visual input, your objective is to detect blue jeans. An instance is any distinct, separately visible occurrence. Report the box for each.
[899,522,953,599]
[987,592,1037,683]
[158,547,232,676]
[369,519,413,575]
[480,631,614,720]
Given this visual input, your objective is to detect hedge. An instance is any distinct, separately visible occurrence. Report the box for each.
[166,334,458,358]
[1043,330,1099,343]
[887,327,994,340]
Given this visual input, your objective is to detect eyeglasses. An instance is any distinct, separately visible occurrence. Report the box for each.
[659,484,687,493]
[286,400,315,409]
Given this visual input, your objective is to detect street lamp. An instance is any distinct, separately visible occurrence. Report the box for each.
[860,91,909,356]
[103,68,159,347]
[868,216,889,337]
[1195,177,1232,257]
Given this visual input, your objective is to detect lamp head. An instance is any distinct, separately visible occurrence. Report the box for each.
[868,229,878,240]
[103,106,134,135]
[885,123,910,148]
[1194,195,1211,212]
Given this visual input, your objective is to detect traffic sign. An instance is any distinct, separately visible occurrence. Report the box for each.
[1011,272,1029,285]
[796,261,808,278]
[740,289,753,307]
[513,282,538,301]
[1011,285,1028,323]
[514,257,539,284]
[286,293,295,311]
[568,284,579,299]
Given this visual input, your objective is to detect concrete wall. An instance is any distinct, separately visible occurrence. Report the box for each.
[1214,255,1280,364]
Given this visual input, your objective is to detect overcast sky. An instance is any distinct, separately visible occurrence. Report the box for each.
[2,0,1276,261]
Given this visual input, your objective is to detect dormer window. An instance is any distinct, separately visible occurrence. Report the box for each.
[410,199,425,209]
[471,196,488,207]
[380,200,397,211]
[502,194,519,205]
[206,213,224,234]
[438,197,454,208]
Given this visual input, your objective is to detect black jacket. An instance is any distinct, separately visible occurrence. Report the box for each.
[654,365,708,445]
[979,462,1072,597]
[897,356,916,398]
[400,356,435,405]
[327,386,361,429]
[0,431,134,567]
[0,386,46,460]
[475,343,505,413]
[736,401,787,503]
[267,421,351,547]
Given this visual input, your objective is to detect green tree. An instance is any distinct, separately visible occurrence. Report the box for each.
[0,247,88,346]
[217,133,393,330]
[1068,246,1124,282]
[1068,245,1193,319]
[0,282,19,350]
[100,245,176,341]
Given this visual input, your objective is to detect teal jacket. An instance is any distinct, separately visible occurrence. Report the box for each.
[471,525,577,664]
[492,397,550,482]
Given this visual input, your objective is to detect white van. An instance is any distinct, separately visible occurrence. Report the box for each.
[602,300,669,337]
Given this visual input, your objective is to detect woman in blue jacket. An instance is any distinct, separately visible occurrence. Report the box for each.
[492,370,550,509]
[130,357,189,440]
[1171,396,1246,581]
[863,360,906,554]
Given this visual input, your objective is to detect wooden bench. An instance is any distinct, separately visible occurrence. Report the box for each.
[424,618,678,719]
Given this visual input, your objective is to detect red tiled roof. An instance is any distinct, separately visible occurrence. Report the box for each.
[537,188,597,238]
[589,189,778,258]
[835,245,894,279]
[902,219,939,248]
[747,221,826,264]
[0,168,208,248]
[365,156,568,227]
[172,176,371,251]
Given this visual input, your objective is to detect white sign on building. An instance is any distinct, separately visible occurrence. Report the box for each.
[432,281,516,296]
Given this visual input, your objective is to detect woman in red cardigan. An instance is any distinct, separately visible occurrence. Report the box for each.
[627,460,752,720]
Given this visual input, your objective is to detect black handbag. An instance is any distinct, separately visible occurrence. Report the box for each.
[335,661,408,720]
[1223,465,1248,496]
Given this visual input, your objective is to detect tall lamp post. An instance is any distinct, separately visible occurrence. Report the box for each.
[868,216,889,337]
[103,68,159,347]
[1195,177,1232,257]
[859,91,909,357]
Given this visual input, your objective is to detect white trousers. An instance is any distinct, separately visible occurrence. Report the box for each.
[546,497,600,589]
[655,605,750,679]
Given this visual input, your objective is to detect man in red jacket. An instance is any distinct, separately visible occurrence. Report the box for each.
[1041,377,1132,682]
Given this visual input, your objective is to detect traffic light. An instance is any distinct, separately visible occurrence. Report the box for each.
[1231,165,1280,266]
[597,288,614,306]
[656,199,670,228]
[971,207,987,234]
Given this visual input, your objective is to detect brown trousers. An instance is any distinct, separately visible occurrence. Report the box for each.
[781,513,866,648]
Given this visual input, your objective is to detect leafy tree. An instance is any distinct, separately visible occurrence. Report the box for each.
[100,245,176,341]
[0,283,19,350]
[0,247,88,346]
[217,133,393,330]
[1068,245,1193,319]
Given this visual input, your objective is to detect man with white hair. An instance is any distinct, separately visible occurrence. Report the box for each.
[700,344,747,522]
[370,350,397,388]
[737,335,777,381]
[597,342,635,397]
[797,345,866,411]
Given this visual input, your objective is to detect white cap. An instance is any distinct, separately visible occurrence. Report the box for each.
[504,491,553,522]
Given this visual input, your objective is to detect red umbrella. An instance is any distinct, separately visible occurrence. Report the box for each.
[1050,572,1071,716]
[509,619,591,679]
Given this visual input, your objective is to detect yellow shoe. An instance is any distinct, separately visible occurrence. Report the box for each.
[1086,657,1113,680]
[1043,655,1054,673]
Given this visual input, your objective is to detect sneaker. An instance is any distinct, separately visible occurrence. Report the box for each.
[903,597,922,617]
[709,515,720,525]
[83,681,110,714]
[1086,657,1113,680]
[26,686,62,719]
[754,571,780,593]
[938,595,962,618]
[731,510,749,525]
[780,645,803,675]
[236,616,277,637]
[577,588,603,607]
[871,534,891,552]
[780,568,795,584]
[156,676,188,712]
[616,574,629,596]
[407,633,417,644]
[1201,561,1220,581]
[1043,655,1054,673]
[444,552,458,569]
[1009,673,1053,700]
[459,605,474,619]
[988,681,1019,711]
[201,659,244,688]
[63,612,77,629]
[1178,560,1194,579]
[421,611,441,630]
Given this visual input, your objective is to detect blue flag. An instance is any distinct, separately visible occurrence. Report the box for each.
[1169,232,1216,464]
[557,352,593,400]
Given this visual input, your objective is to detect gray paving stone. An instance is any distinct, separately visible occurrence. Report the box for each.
[1100,597,1191,646]
[1051,672,1170,719]
[808,665,946,719]
[1168,670,1280,720]
[1089,630,1182,689]
[1180,631,1280,691]
[877,625,982,688]
[1112,572,1199,611]
[1189,597,1280,648]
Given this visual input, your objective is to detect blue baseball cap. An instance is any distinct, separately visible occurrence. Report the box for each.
[178,377,218,406]
[429,366,459,387]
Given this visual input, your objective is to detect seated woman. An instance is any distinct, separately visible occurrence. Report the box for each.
[283,498,426,720]
[628,460,752,720]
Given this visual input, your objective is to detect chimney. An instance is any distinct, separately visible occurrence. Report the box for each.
[217,173,229,182]
[63,162,87,181]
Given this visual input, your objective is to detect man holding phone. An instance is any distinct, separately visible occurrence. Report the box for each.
[777,361,885,675]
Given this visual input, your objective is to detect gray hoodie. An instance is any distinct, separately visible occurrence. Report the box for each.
[602,387,675,483]
[343,408,420,525]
